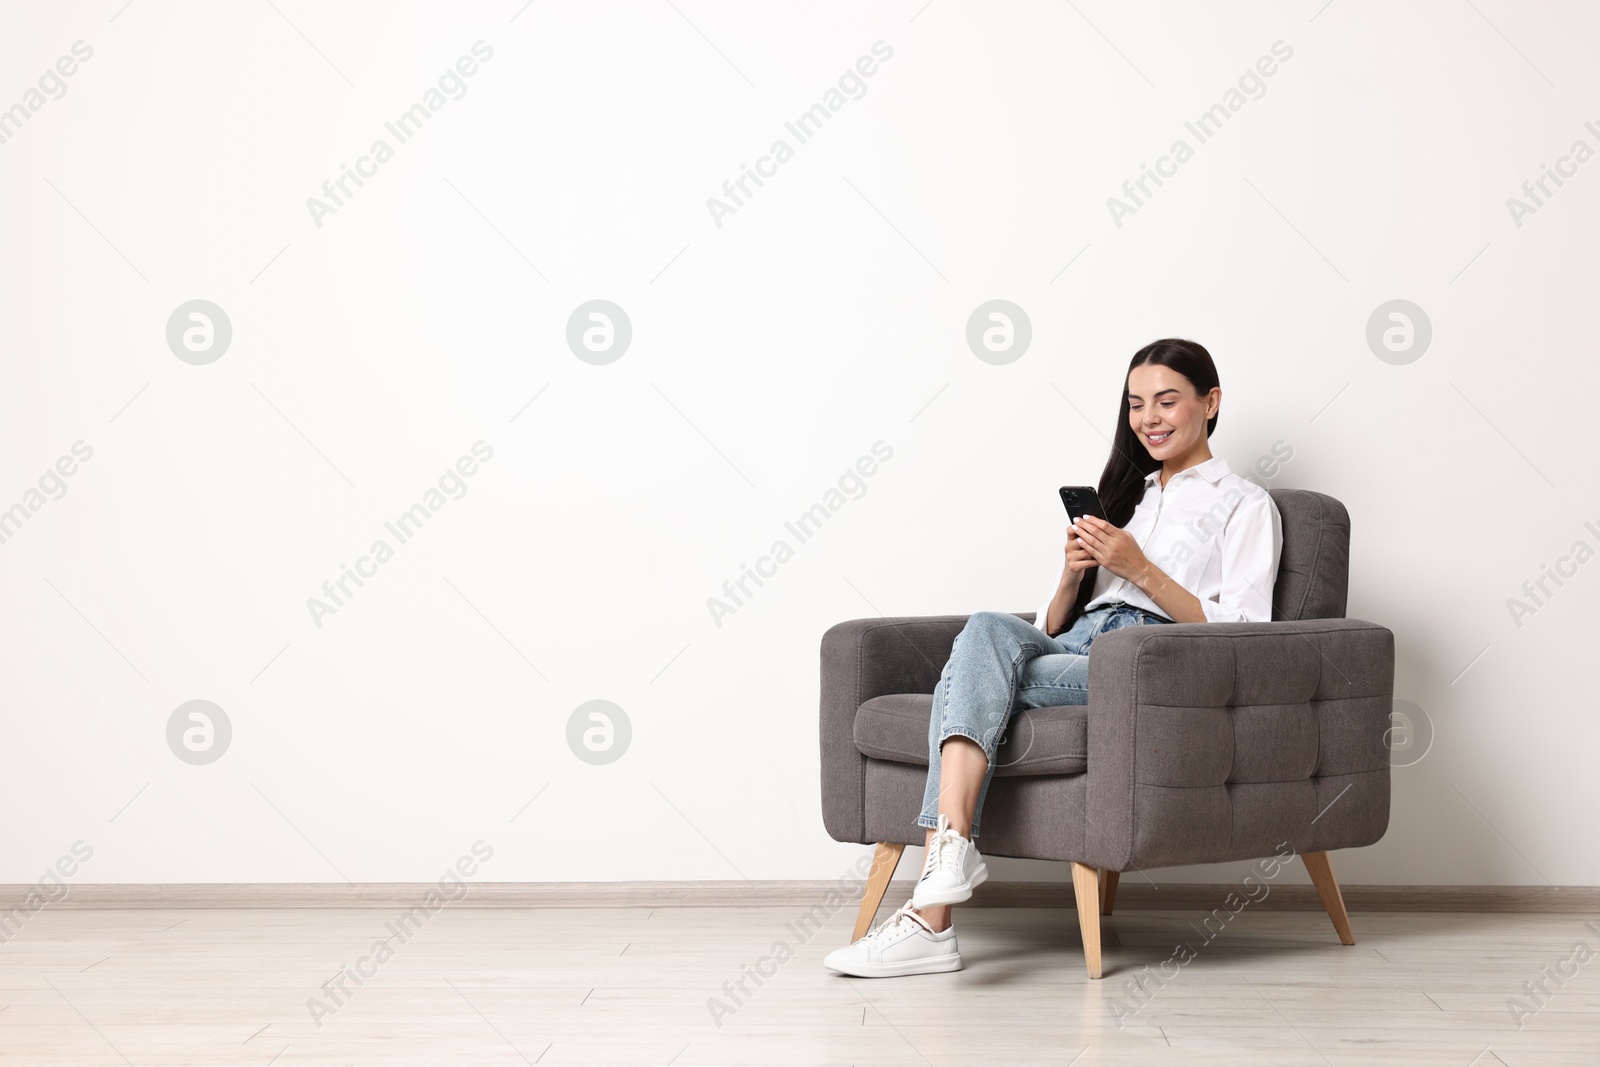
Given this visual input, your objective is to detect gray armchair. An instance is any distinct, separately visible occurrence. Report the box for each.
[819,488,1393,977]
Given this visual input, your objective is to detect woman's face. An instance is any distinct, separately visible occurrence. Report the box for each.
[1126,363,1219,464]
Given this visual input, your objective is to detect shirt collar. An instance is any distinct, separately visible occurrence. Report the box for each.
[1144,455,1232,488]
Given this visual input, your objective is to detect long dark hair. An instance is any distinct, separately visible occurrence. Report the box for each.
[1061,338,1221,631]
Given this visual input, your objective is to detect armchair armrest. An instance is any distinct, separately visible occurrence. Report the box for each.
[819,613,1029,842]
[1081,617,1395,872]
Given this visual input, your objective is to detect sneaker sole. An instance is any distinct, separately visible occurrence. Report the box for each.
[824,953,963,978]
[910,862,989,908]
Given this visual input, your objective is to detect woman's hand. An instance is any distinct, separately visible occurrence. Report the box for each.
[1071,515,1151,585]
[1063,521,1098,578]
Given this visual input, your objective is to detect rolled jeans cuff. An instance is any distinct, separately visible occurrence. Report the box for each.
[917,727,997,839]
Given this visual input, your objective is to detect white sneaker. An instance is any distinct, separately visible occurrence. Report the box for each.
[910,813,988,908]
[822,900,961,977]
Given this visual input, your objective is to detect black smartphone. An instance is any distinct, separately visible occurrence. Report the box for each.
[1058,486,1107,525]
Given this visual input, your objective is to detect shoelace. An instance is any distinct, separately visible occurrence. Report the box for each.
[863,900,934,944]
[921,827,965,879]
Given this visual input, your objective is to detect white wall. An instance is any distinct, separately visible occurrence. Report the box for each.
[2,0,1595,888]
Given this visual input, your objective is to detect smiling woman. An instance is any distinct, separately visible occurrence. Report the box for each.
[1041,338,1284,634]
[824,337,1288,980]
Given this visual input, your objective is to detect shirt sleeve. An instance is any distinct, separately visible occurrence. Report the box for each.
[1200,491,1284,624]
[1034,580,1056,634]
[1034,552,1063,635]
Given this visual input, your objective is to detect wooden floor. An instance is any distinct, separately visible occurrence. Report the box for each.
[2,903,1598,1065]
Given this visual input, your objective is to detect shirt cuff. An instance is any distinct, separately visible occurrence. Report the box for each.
[1199,597,1270,625]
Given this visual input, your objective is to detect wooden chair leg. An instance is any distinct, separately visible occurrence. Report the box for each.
[1071,862,1103,979]
[851,843,905,942]
[1099,870,1120,916]
[1302,850,1355,945]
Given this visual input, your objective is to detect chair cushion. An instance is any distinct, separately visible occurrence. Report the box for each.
[853,695,1087,776]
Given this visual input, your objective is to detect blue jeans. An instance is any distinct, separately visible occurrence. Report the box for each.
[916,603,1173,840]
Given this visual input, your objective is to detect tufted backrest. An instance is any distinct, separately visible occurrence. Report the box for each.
[1267,488,1350,621]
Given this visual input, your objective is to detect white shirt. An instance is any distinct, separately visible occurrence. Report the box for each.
[1034,455,1283,635]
